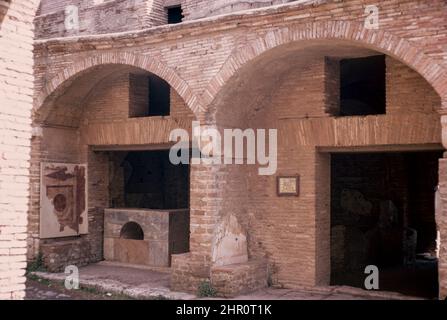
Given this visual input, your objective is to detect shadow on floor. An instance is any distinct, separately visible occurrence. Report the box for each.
[332,260,438,299]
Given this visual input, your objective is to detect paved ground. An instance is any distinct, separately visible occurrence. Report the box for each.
[26,278,133,300]
[28,261,422,300]
[234,287,413,300]
[30,261,193,300]
[26,279,73,300]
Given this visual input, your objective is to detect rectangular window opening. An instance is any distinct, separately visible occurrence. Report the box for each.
[167,5,183,24]
[148,75,170,116]
[339,55,386,116]
[129,73,170,118]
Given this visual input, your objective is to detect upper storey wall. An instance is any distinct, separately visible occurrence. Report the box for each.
[33,0,447,107]
[35,0,163,39]
[181,0,301,20]
[35,0,308,38]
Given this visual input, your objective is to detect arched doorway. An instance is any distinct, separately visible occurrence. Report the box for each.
[329,150,441,298]
[208,41,443,298]
[32,63,194,271]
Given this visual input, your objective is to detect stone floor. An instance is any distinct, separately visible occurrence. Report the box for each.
[28,261,423,300]
[30,261,194,300]
[26,279,73,300]
[26,278,133,300]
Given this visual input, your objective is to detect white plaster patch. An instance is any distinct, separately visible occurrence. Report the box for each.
[212,214,248,267]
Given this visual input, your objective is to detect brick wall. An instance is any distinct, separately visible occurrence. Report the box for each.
[181,0,299,20]
[32,0,447,298]
[36,0,161,39]
[82,69,193,124]
[28,127,80,260]
[0,0,38,300]
[386,57,440,115]
[211,52,442,289]
[34,0,447,98]
[35,1,316,38]
[28,66,195,269]
[438,159,447,299]
[28,127,104,270]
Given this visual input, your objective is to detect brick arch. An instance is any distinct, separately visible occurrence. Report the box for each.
[203,20,447,110]
[35,51,203,116]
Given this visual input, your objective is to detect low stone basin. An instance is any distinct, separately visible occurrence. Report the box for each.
[103,208,189,267]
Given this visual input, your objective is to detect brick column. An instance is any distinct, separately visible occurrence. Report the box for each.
[0,0,39,299]
[171,162,225,293]
[438,157,447,300]
[438,113,447,299]
[170,111,222,292]
[170,116,269,296]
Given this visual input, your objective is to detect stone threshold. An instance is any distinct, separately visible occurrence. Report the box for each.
[30,270,195,300]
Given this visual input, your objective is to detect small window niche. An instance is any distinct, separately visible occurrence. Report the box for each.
[129,73,171,118]
[167,5,183,24]
[338,55,386,116]
[148,74,170,116]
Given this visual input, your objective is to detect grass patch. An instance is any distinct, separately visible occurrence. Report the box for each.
[26,253,46,274]
[197,280,217,297]
[27,273,51,286]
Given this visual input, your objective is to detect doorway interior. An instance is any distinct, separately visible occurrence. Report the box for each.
[108,149,190,210]
[330,150,442,298]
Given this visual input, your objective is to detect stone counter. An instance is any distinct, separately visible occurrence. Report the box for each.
[104,208,189,267]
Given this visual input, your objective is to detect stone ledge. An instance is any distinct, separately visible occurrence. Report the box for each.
[40,239,98,273]
[211,259,268,298]
[171,253,211,294]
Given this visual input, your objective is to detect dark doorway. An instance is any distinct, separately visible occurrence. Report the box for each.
[109,150,190,210]
[330,150,441,298]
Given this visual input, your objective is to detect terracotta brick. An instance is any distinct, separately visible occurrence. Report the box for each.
[0,0,39,300]
[4,0,447,299]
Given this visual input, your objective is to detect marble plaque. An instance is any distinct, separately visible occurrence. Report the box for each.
[277,176,299,196]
